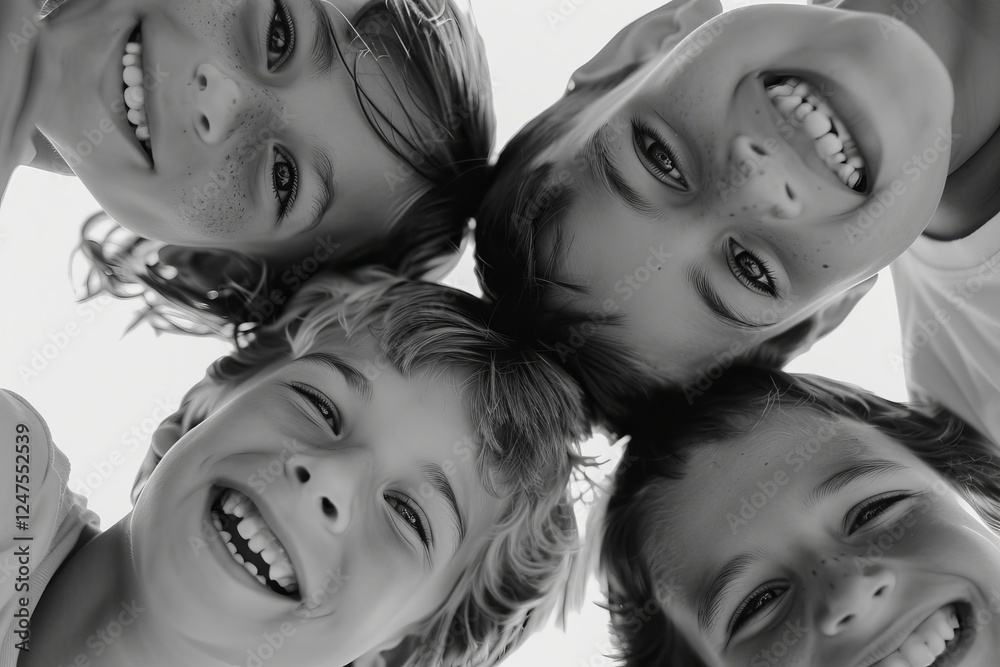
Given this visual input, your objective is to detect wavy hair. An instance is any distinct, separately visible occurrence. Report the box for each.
[600,367,1000,667]
[141,269,592,666]
[77,0,494,341]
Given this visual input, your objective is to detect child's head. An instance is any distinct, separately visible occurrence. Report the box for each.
[40,0,492,332]
[129,271,590,666]
[601,367,1000,666]
[476,0,954,424]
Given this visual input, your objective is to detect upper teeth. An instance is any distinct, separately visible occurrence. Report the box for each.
[871,604,962,667]
[766,76,867,193]
[211,489,300,596]
[122,35,152,151]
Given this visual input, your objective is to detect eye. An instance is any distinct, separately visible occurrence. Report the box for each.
[727,239,778,297]
[631,117,689,192]
[730,582,790,636]
[272,146,298,219]
[847,493,914,535]
[266,0,296,71]
[287,382,341,436]
[384,492,431,548]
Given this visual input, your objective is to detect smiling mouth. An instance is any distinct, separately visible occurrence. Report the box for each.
[210,487,301,600]
[122,24,154,165]
[763,74,869,194]
[866,602,974,667]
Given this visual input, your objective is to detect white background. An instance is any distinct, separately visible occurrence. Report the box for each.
[0,0,908,664]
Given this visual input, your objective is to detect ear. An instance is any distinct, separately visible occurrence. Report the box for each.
[130,410,186,505]
[758,274,879,367]
[569,0,723,90]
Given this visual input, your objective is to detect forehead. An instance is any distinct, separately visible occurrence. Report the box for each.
[654,409,939,585]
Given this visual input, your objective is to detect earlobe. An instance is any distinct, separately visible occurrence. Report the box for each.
[569,0,723,90]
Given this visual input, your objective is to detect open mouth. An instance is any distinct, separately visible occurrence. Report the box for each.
[210,487,301,600]
[867,602,975,667]
[122,24,154,165]
[763,74,869,194]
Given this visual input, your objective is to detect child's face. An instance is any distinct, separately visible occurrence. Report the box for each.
[651,413,1000,666]
[35,0,413,261]
[538,4,953,379]
[130,339,501,665]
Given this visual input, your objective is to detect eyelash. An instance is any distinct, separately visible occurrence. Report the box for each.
[730,583,789,635]
[265,0,296,72]
[631,117,689,191]
[287,382,341,436]
[729,493,915,636]
[847,492,914,535]
[385,492,431,549]
[272,146,299,219]
[727,239,778,297]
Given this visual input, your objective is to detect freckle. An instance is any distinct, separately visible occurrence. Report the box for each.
[811,570,817,577]
[829,583,835,590]
[822,264,829,269]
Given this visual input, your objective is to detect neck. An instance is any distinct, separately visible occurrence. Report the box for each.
[20,518,198,667]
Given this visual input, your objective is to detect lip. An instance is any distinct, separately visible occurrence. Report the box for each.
[852,601,973,667]
[103,20,153,170]
[757,72,876,198]
[206,483,306,602]
[778,69,883,194]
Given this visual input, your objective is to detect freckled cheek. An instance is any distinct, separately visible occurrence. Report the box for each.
[169,159,257,239]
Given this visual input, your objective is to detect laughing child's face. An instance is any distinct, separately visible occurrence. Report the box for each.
[533,2,954,380]
[34,0,414,261]
[653,411,1000,666]
[130,337,500,665]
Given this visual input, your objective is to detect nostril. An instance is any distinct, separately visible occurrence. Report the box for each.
[295,466,310,483]
[321,498,337,519]
[785,184,795,200]
[199,116,210,133]
[840,614,855,627]
[197,74,208,90]
[874,585,889,598]
[750,142,768,156]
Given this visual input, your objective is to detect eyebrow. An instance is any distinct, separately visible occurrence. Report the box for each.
[579,123,661,219]
[297,352,372,403]
[305,0,338,78]
[697,456,909,635]
[803,457,908,511]
[419,461,468,556]
[688,265,771,331]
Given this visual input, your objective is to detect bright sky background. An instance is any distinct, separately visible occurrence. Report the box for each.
[0,0,908,665]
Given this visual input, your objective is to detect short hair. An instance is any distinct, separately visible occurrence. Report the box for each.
[138,269,591,667]
[600,366,1000,666]
[474,67,819,430]
[77,0,495,340]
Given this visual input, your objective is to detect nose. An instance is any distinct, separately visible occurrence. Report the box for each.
[722,135,803,220]
[286,451,370,535]
[816,556,897,636]
[192,63,242,145]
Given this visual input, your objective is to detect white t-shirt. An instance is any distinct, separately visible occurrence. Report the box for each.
[0,390,100,667]
[891,215,1000,444]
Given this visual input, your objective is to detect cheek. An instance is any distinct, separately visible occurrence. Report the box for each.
[171,154,258,238]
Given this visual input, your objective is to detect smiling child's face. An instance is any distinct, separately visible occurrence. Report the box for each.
[539,3,954,380]
[654,410,1000,666]
[34,0,414,261]
[130,337,500,666]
